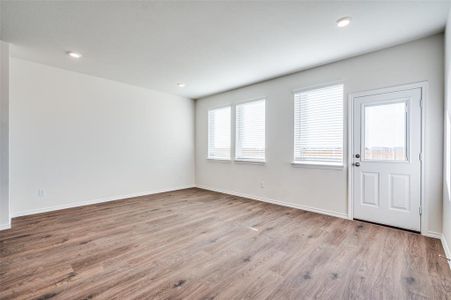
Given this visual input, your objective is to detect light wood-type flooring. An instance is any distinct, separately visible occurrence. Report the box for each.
[1,188,450,299]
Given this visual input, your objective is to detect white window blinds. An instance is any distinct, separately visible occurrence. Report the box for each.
[294,84,343,164]
[208,106,231,159]
[236,99,266,161]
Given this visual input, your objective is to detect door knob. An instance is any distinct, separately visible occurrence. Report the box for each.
[352,162,361,167]
[355,154,360,158]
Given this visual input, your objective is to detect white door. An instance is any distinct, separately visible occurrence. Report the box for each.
[352,87,422,231]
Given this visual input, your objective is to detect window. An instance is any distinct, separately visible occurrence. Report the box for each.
[294,84,343,165]
[364,102,407,161]
[235,99,266,161]
[208,106,231,160]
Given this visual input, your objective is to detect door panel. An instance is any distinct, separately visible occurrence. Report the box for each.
[352,88,421,231]
[361,172,379,207]
[388,174,410,211]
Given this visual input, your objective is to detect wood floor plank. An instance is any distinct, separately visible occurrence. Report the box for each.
[0,188,450,299]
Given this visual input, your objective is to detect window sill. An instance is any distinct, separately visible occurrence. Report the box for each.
[234,159,266,165]
[291,161,344,170]
[207,157,231,162]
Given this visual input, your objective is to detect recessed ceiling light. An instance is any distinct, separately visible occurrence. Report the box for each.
[336,17,351,28]
[177,82,186,88]
[66,51,82,59]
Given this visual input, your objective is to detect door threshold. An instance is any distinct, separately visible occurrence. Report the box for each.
[353,218,420,234]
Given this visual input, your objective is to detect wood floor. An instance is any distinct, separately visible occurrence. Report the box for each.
[1,188,450,299]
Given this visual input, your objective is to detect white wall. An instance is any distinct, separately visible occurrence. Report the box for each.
[10,58,195,216]
[196,34,444,236]
[442,11,451,264]
[0,41,9,228]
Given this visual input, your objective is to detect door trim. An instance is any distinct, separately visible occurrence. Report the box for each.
[347,81,428,235]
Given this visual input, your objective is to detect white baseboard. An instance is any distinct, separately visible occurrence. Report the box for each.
[441,234,451,270]
[11,185,195,218]
[196,185,349,220]
[0,222,11,231]
[423,231,442,239]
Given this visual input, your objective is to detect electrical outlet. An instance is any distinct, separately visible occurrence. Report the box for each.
[260,182,264,189]
[37,189,45,197]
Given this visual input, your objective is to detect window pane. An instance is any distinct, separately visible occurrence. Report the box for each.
[294,84,343,164]
[208,106,231,159]
[236,99,265,160]
[364,102,407,161]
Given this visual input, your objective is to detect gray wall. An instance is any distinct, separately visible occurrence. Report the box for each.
[442,10,451,263]
[0,41,9,229]
[196,34,444,236]
[10,58,195,216]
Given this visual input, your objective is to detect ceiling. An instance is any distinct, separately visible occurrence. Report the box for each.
[1,1,449,99]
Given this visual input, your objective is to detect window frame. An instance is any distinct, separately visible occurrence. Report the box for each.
[292,82,345,169]
[207,105,232,161]
[234,98,267,163]
[361,99,410,163]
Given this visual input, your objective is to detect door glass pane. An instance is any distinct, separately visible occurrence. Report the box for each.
[364,102,407,161]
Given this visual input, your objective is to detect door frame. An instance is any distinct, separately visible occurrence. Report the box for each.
[347,81,428,235]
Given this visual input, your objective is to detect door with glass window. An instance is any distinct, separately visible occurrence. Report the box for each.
[352,88,422,231]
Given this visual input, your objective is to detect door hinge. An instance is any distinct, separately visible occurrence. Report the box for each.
[419,152,423,161]
[420,99,423,108]
[419,206,422,216]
